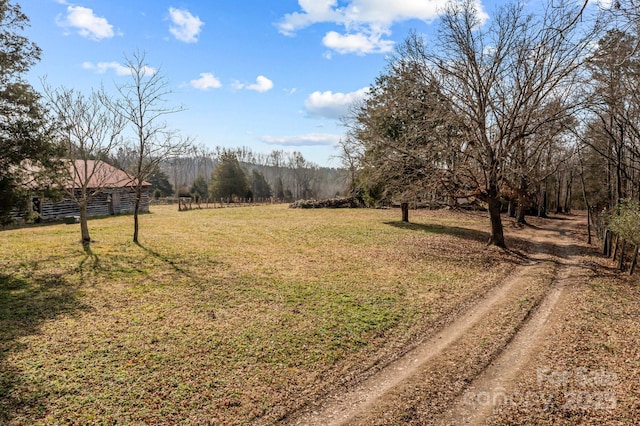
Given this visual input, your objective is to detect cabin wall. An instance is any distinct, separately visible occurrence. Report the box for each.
[36,188,151,220]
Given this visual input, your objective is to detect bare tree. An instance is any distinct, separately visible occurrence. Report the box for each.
[112,51,191,243]
[288,151,316,199]
[425,0,598,246]
[43,84,125,246]
[582,29,640,207]
[335,135,363,198]
[505,103,576,223]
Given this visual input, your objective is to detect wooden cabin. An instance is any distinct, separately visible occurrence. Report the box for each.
[29,160,151,221]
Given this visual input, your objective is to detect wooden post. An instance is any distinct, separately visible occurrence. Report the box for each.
[603,229,610,256]
[586,207,592,245]
[401,202,409,223]
[612,233,619,260]
[629,245,639,276]
[618,239,626,271]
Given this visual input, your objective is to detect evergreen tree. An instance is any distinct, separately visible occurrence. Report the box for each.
[250,169,272,199]
[190,175,208,201]
[148,167,174,197]
[0,1,60,224]
[209,151,249,201]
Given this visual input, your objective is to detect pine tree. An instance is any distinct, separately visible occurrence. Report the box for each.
[209,151,249,201]
[250,169,272,200]
[0,0,60,223]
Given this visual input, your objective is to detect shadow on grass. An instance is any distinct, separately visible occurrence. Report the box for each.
[77,243,101,284]
[135,241,191,277]
[0,272,88,424]
[386,214,596,261]
[385,220,491,244]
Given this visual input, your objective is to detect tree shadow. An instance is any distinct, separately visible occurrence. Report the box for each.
[77,243,101,284]
[134,241,191,277]
[385,220,491,244]
[512,216,598,259]
[384,216,597,261]
[0,272,88,423]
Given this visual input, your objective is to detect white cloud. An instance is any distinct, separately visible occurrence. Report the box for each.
[168,7,204,43]
[57,5,115,40]
[323,30,394,55]
[278,0,452,32]
[277,0,342,36]
[234,76,274,93]
[260,133,342,147]
[248,76,274,92]
[277,0,488,55]
[190,73,222,90]
[82,61,157,76]
[304,87,369,119]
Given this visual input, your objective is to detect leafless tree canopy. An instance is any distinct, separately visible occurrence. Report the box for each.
[43,83,125,245]
[110,51,192,243]
[348,0,600,247]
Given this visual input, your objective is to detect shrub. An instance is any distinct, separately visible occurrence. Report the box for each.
[608,199,640,245]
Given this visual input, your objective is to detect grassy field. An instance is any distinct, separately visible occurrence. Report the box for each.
[1,204,527,424]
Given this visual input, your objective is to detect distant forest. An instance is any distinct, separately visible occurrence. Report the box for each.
[115,145,348,202]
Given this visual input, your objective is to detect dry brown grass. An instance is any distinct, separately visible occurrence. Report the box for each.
[1,205,524,425]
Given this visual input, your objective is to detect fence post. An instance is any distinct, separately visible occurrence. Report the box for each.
[629,245,639,276]
[618,239,626,271]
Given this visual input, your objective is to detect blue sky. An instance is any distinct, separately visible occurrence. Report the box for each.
[20,0,603,167]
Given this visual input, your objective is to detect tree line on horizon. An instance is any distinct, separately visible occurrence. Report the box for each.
[138,146,346,204]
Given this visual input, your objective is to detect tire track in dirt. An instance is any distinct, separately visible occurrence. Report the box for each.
[438,217,584,425]
[283,215,584,426]
[439,278,565,425]
[285,266,548,425]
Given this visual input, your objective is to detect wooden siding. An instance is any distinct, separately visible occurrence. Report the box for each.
[36,188,151,220]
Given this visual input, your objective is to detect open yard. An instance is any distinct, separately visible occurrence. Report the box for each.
[1,205,638,424]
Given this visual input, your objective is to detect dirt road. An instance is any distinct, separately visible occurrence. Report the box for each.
[283,213,594,425]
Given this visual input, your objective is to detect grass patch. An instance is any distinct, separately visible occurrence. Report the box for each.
[0,205,517,424]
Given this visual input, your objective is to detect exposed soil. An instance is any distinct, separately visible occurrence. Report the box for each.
[282,212,634,425]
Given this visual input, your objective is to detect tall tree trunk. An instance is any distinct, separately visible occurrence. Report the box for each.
[516,176,528,224]
[617,143,623,205]
[580,174,591,244]
[488,196,505,247]
[516,195,527,224]
[133,185,141,243]
[133,136,144,244]
[79,201,91,245]
[401,202,409,223]
[538,185,548,218]
[563,171,573,214]
[487,186,506,247]
[629,246,639,276]
[578,161,592,244]
[555,171,563,213]
[618,239,626,271]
